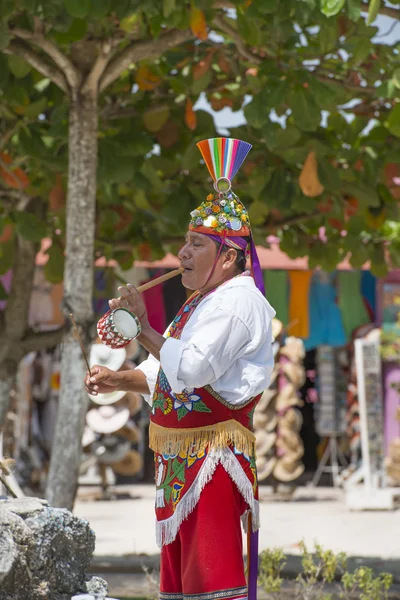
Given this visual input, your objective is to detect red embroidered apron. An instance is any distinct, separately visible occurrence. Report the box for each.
[149,290,260,547]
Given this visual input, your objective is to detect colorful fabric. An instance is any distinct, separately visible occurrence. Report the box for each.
[288,271,312,338]
[150,285,260,547]
[263,270,289,326]
[361,271,377,320]
[159,464,249,600]
[303,272,346,350]
[338,271,371,339]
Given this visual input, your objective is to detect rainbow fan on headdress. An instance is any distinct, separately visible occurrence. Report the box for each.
[197,138,252,193]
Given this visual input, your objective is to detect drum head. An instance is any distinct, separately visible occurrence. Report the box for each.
[113,308,140,339]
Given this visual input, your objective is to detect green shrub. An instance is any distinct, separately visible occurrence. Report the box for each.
[259,542,393,599]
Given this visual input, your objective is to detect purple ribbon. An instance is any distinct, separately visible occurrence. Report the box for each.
[248,528,259,600]
[205,234,265,296]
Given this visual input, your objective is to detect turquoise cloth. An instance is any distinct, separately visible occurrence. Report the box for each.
[303,272,346,350]
[263,270,288,326]
[338,271,371,339]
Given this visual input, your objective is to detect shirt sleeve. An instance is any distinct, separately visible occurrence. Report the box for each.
[159,308,251,394]
[135,354,160,405]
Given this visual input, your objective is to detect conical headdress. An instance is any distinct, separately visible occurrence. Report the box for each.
[189,137,252,236]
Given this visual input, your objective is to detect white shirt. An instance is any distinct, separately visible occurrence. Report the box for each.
[136,275,276,406]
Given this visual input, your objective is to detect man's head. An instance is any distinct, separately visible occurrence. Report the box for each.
[178,231,248,292]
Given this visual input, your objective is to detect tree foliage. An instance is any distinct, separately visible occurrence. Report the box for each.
[0,0,400,281]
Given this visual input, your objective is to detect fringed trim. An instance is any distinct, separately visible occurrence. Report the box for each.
[156,447,259,547]
[149,420,255,457]
[156,450,221,547]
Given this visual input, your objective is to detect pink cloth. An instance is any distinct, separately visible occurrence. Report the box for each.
[141,275,167,334]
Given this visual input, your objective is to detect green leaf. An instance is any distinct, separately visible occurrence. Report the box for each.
[191,70,212,95]
[320,0,346,17]
[143,106,170,133]
[237,12,261,45]
[288,89,320,132]
[0,240,14,275]
[21,97,48,118]
[120,13,141,33]
[90,0,111,18]
[44,243,64,284]
[163,0,176,17]
[248,201,269,225]
[0,280,7,301]
[366,0,380,25]
[317,158,341,191]
[0,54,10,90]
[342,182,380,207]
[7,56,31,79]
[52,19,88,43]
[244,94,269,129]
[346,0,361,20]
[177,406,188,420]
[13,212,47,243]
[387,104,400,138]
[0,21,10,51]
[193,401,212,413]
[64,0,91,18]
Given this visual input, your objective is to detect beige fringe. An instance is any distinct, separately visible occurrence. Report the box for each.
[149,419,255,457]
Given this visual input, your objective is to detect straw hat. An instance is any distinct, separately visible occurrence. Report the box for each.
[82,426,96,449]
[276,384,303,412]
[93,436,131,465]
[86,403,130,434]
[389,439,400,463]
[253,411,268,430]
[112,449,143,476]
[265,404,278,432]
[257,389,277,412]
[90,343,126,371]
[282,362,306,388]
[255,430,277,456]
[272,319,283,341]
[126,391,143,416]
[273,456,304,482]
[116,420,142,444]
[279,408,303,433]
[280,337,305,362]
[277,428,303,453]
[256,456,277,482]
[276,436,304,461]
[386,458,400,482]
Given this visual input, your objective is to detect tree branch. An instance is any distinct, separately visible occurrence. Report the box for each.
[81,41,113,95]
[10,27,80,90]
[99,29,193,92]
[21,326,65,355]
[4,40,68,93]
[0,189,32,211]
[213,15,262,64]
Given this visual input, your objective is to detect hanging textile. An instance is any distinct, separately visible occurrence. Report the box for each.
[288,271,312,338]
[141,272,167,334]
[263,270,289,326]
[361,271,377,321]
[337,271,371,339]
[303,271,346,351]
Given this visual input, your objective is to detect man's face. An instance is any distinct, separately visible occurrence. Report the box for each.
[178,231,223,292]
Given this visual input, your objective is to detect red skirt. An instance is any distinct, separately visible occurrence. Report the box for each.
[160,464,249,600]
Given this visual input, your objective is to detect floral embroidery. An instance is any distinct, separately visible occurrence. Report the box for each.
[172,388,212,420]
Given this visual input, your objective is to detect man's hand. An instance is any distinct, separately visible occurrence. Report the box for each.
[84,365,120,396]
[109,284,150,331]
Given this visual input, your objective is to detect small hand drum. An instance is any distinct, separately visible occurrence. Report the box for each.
[97,308,141,349]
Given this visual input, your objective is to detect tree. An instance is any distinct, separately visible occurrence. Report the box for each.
[0,0,399,508]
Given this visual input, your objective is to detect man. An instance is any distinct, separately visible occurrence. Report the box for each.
[85,138,275,600]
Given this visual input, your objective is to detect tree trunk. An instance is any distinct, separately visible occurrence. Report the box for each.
[46,93,97,510]
[0,236,37,431]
